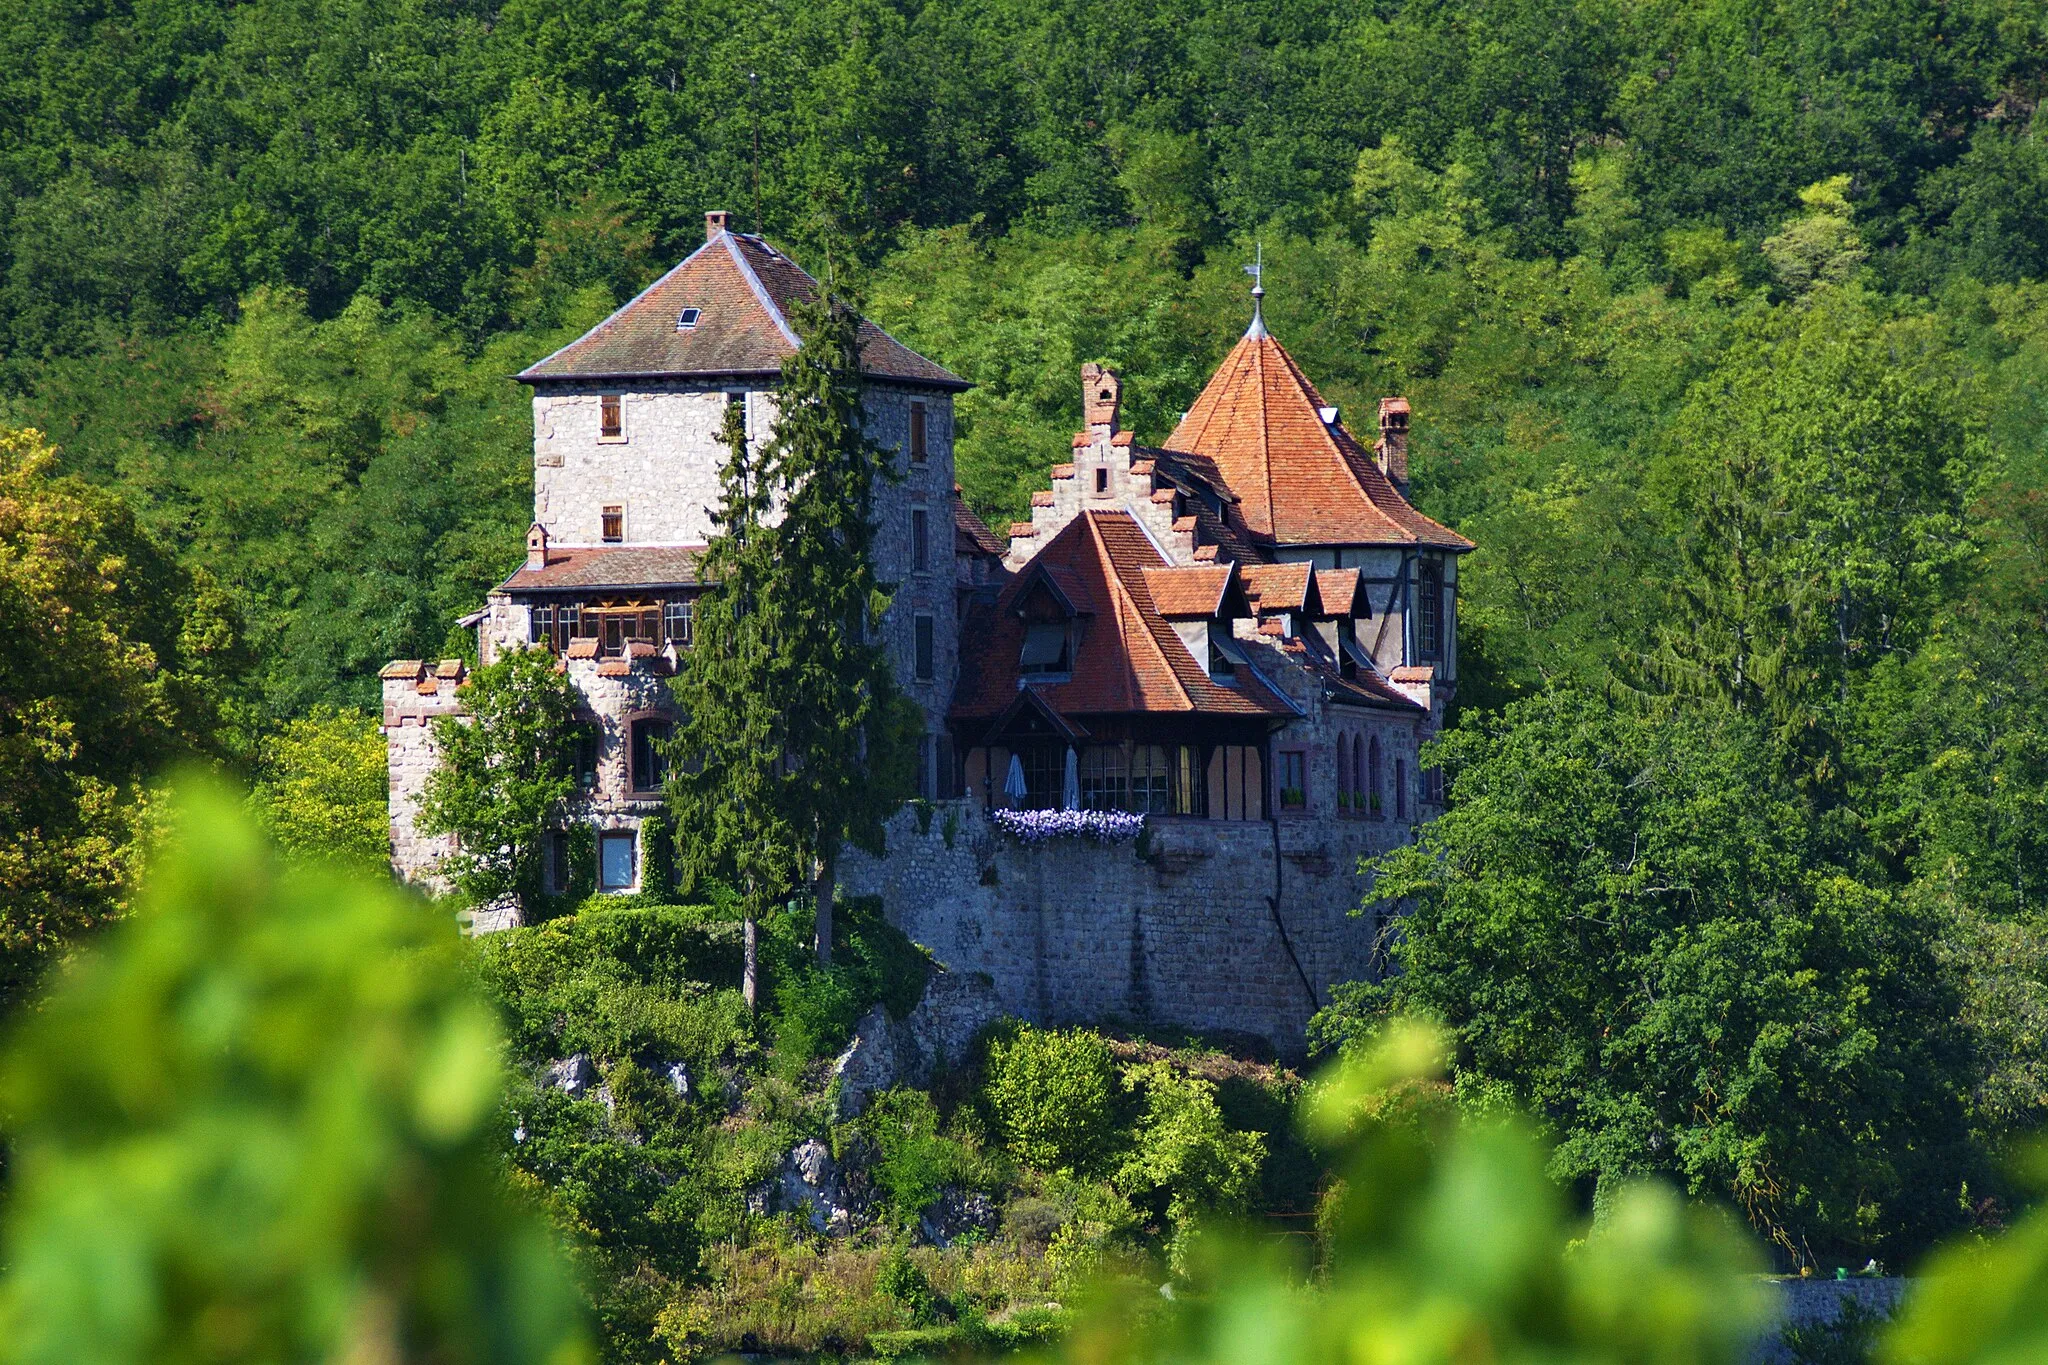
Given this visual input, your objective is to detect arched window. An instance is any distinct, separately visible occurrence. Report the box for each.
[1336,736,1351,806]
[1353,734,1365,802]
[1367,735,1383,818]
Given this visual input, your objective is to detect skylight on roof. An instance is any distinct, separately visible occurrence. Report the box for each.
[676,308,701,331]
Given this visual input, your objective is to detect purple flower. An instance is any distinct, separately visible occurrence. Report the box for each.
[990,808,1147,845]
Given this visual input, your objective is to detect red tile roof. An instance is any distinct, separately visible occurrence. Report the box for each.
[1164,331,1472,551]
[500,545,705,592]
[1240,562,1314,615]
[952,512,1293,723]
[1318,568,1363,617]
[1141,564,1236,618]
[518,231,967,390]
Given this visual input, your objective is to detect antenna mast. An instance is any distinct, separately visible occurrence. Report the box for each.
[749,72,762,234]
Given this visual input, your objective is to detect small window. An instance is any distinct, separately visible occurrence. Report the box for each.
[530,603,554,645]
[600,393,623,439]
[546,829,571,894]
[631,719,672,792]
[664,599,693,645]
[602,506,624,542]
[1020,622,1069,676]
[676,307,701,331]
[555,602,581,651]
[1278,750,1307,810]
[572,726,600,790]
[1208,632,1238,683]
[912,507,930,574]
[1417,561,1443,661]
[909,402,927,462]
[598,831,636,891]
[914,614,936,682]
[1094,466,1109,494]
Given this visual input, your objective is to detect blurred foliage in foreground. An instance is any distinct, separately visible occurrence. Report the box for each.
[1039,1021,1776,1365]
[0,780,589,1365]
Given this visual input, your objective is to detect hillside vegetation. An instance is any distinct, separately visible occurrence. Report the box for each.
[3,0,2048,1359]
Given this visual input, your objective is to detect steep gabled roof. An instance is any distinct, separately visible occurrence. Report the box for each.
[952,511,1292,722]
[518,229,968,390]
[1163,330,1471,550]
[1239,562,1317,615]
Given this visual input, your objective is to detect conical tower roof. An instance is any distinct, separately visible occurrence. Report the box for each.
[1164,330,1471,550]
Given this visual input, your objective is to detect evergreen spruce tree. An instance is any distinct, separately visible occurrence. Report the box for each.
[669,295,914,1008]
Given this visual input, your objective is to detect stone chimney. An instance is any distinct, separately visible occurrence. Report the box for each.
[1377,397,1411,487]
[526,521,550,570]
[1082,363,1121,433]
[705,209,731,241]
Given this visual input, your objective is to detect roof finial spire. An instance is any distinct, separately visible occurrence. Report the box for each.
[1242,241,1268,339]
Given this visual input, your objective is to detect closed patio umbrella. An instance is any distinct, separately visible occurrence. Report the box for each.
[1063,746,1080,811]
[1004,753,1028,808]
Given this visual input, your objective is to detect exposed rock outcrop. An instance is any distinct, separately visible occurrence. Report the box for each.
[831,969,1004,1118]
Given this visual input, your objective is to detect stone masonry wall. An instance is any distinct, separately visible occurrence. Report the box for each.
[842,801,1400,1056]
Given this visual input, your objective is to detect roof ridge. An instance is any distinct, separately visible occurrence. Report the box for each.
[724,233,803,348]
[1089,511,1201,712]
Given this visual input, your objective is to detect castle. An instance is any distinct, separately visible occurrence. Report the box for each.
[383,212,1471,1051]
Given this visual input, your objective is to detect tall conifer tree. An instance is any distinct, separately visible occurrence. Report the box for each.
[669,295,914,1007]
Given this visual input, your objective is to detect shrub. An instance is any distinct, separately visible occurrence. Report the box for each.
[1115,1061,1266,1272]
[984,1026,1119,1173]
[859,1089,972,1225]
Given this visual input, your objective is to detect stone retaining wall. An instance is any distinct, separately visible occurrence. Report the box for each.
[842,801,1393,1056]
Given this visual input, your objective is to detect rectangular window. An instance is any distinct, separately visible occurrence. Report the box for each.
[1130,744,1171,814]
[573,727,599,790]
[601,506,624,542]
[1094,466,1109,494]
[600,393,623,439]
[603,614,625,653]
[937,736,958,800]
[554,603,581,651]
[598,831,636,891]
[914,614,936,682]
[1424,765,1444,805]
[912,507,930,573]
[1279,749,1307,810]
[1020,622,1069,676]
[909,402,927,462]
[631,720,671,792]
[1208,632,1238,683]
[1417,562,1442,660]
[664,599,693,645]
[1080,746,1128,812]
[530,603,554,645]
[546,830,570,894]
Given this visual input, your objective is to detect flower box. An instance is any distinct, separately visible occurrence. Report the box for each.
[990,808,1147,845]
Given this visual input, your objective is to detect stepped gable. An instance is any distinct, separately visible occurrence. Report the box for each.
[499,545,704,591]
[953,511,1292,725]
[1163,329,1472,550]
[518,215,968,390]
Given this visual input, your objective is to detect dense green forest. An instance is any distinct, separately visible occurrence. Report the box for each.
[5,0,2048,1358]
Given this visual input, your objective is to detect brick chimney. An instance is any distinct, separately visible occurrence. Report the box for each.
[1082,363,1121,433]
[1377,397,1411,488]
[705,209,731,241]
[526,521,550,570]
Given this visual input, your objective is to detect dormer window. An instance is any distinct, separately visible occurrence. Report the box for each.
[675,307,701,331]
[1020,622,1070,676]
[1208,632,1239,683]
